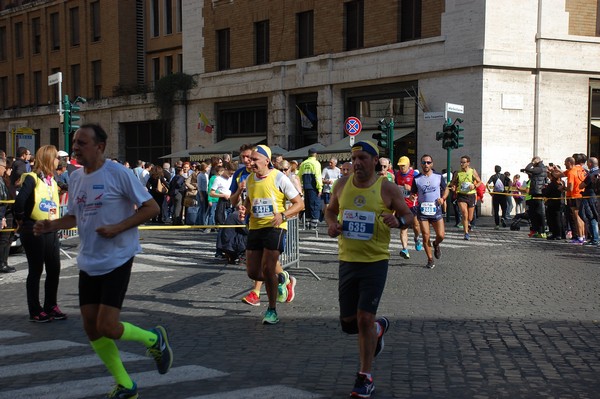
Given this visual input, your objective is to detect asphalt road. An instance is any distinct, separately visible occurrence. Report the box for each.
[0,216,599,398]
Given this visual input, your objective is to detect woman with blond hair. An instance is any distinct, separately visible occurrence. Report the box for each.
[14,145,65,322]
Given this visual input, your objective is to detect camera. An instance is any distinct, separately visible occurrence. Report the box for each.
[520,169,526,173]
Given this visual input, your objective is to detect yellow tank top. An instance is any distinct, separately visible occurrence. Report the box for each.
[457,169,476,194]
[19,172,60,221]
[338,176,391,262]
[246,169,288,230]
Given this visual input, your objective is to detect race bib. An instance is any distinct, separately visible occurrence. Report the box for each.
[342,210,375,240]
[252,198,274,218]
[420,201,437,216]
[460,182,471,193]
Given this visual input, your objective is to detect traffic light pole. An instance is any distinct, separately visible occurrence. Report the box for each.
[63,94,71,154]
[389,118,394,165]
[446,147,451,222]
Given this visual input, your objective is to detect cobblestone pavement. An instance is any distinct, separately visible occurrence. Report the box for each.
[0,216,599,398]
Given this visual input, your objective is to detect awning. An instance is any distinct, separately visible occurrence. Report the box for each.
[188,136,266,162]
[592,120,600,129]
[316,128,414,162]
[283,143,327,161]
[159,147,200,159]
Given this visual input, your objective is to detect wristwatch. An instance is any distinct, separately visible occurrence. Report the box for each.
[396,215,407,229]
[281,213,287,222]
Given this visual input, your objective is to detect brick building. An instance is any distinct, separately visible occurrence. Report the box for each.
[0,1,599,217]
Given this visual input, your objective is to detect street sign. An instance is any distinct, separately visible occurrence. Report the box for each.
[47,72,62,86]
[344,116,362,136]
[424,112,445,120]
[446,102,464,114]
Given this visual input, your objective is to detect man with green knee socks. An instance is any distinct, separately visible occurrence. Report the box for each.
[34,124,173,398]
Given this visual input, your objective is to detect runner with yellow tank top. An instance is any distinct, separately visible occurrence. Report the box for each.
[239,145,304,325]
[448,155,481,240]
[325,140,413,399]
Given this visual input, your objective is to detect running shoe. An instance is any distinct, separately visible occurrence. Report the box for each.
[533,232,547,239]
[414,239,423,252]
[569,238,585,245]
[456,224,464,229]
[374,317,389,358]
[426,260,435,269]
[29,311,52,323]
[242,291,260,306]
[528,230,536,238]
[583,241,599,246]
[433,242,441,259]
[464,233,470,241]
[277,271,290,302]
[46,305,67,320]
[262,308,279,325]
[495,225,500,230]
[351,373,375,398]
[147,326,173,375]
[106,381,138,399]
[399,249,410,259]
[286,276,297,302]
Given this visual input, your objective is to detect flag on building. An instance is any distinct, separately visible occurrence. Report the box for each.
[296,105,313,129]
[199,112,214,133]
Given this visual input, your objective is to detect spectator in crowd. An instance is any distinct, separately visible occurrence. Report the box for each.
[512,174,525,215]
[322,157,341,208]
[578,157,599,245]
[523,156,548,239]
[147,165,169,223]
[133,160,144,179]
[486,165,511,229]
[564,156,586,243]
[10,146,32,194]
[0,155,15,273]
[195,163,210,228]
[169,167,186,225]
[543,165,566,240]
[281,160,303,195]
[298,147,322,230]
[378,157,395,182]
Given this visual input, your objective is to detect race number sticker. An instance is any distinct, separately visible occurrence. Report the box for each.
[252,198,275,218]
[420,201,437,216]
[342,210,375,240]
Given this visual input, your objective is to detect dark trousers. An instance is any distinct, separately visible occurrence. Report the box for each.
[491,194,507,226]
[528,198,546,233]
[21,230,61,316]
[172,192,183,224]
[546,204,564,238]
[0,214,14,267]
[304,189,320,225]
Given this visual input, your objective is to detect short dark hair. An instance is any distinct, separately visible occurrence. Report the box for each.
[495,165,501,173]
[239,144,254,152]
[16,147,29,157]
[80,123,108,144]
[461,155,471,162]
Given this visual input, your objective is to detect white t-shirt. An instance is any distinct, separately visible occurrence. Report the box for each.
[322,166,341,193]
[67,159,152,276]
[210,175,232,196]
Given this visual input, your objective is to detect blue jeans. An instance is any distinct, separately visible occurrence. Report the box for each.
[207,202,217,227]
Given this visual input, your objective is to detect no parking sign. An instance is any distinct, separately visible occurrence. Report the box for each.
[345,116,362,146]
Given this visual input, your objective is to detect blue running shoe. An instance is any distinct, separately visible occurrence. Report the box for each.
[147,326,173,375]
[464,233,470,241]
[106,381,138,399]
[262,308,279,325]
[351,373,375,398]
[399,249,410,259]
[414,239,423,251]
[374,317,389,357]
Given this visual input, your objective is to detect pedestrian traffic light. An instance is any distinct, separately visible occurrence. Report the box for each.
[372,119,389,149]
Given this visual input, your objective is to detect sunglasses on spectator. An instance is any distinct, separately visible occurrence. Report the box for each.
[421,161,433,165]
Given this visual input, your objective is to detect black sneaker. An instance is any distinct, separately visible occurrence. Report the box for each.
[46,305,67,320]
[374,317,389,358]
[29,311,52,323]
[426,260,435,269]
[0,265,16,273]
[106,381,138,399]
[147,326,173,374]
[351,373,375,398]
[433,242,441,259]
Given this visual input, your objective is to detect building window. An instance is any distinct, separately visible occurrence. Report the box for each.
[71,64,80,96]
[217,28,230,71]
[16,74,24,107]
[50,128,59,149]
[0,27,6,61]
[70,7,80,47]
[399,0,422,42]
[92,60,102,99]
[176,0,183,33]
[255,20,269,65]
[50,67,60,105]
[32,17,41,54]
[165,0,173,35]
[165,56,173,75]
[151,0,159,37]
[124,121,171,166]
[50,13,60,50]
[177,53,183,73]
[345,0,364,51]
[152,57,160,83]
[15,22,23,58]
[91,1,101,42]
[218,103,268,138]
[297,11,314,59]
[33,71,42,105]
[0,77,7,109]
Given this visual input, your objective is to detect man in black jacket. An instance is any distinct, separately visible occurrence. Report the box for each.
[10,147,31,194]
[523,156,548,238]
[486,165,512,229]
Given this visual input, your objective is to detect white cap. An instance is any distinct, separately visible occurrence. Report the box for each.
[57,150,69,157]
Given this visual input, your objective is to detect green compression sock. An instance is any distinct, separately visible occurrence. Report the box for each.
[90,337,134,389]
[120,321,158,348]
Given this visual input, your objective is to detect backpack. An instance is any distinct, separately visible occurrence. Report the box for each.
[493,174,505,192]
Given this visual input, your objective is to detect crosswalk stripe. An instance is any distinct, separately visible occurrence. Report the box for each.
[0,352,146,379]
[0,330,29,339]
[0,340,86,358]
[188,385,323,399]
[0,365,228,399]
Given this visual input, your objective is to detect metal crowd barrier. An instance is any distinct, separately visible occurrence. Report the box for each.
[282,216,320,280]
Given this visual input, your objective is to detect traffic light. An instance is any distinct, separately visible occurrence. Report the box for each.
[62,95,87,154]
[450,118,464,149]
[372,119,389,149]
[69,96,86,133]
[63,95,71,141]
[436,118,454,150]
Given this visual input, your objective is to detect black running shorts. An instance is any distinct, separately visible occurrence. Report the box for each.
[338,259,388,317]
[79,258,134,309]
[247,227,286,253]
